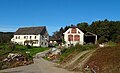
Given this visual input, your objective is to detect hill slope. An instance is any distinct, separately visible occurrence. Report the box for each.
[0,32,14,44]
[59,44,120,73]
[83,45,120,73]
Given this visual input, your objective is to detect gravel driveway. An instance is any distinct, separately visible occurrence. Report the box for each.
[0,50,76,73]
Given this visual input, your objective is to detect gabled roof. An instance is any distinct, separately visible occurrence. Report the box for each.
[49,36,58,41]
[14,26,48,35]
[85,32,97,36]
[63,26,87,34]
[64,26,96,36]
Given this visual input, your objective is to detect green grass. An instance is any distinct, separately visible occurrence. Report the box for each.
[61,44,96,58]
[0,44,49,60]
[15,45,49,57]
[106,41,117,46]
[27,47,49,56]
[60,44,97,62]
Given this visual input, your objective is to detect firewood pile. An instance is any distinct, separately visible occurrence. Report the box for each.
[0,53,33,69]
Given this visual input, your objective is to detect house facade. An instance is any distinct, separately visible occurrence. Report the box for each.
[63,26,97,47]
[11,26,49,47]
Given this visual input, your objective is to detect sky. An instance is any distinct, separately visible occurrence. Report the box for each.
[0,0,120,35]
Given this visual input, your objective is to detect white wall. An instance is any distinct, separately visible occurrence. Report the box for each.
[63,28,84,47]
[11,34,48,47]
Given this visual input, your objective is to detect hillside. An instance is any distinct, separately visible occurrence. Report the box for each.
[59,44,120,73]
[59,44,97,72]
[0,32,14,44]
[83,45,120,73]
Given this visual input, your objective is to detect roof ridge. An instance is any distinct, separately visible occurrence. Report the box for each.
[19,26,45,29]
[14,26,47,35]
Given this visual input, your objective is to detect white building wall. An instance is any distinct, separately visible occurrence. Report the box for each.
[11,34,48,47]
[63,28,84,47]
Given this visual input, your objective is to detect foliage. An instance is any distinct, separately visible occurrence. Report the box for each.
[106,41,117,46]
[15,45,49,57]
[60,44,97,62]
[0,44,49,61]
[89,19,120,43]
[52,19,120,43]
[0,32,14,44]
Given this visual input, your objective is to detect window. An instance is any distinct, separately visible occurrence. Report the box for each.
[45,42,46,45]
[18,36,20,39]
[68,31,70,34]
[74,35,80,41]
[35,36,36,39]
[34,40,38,44]
[68,44,70,46]
[30,36,32,39]
[41,42,43,45]
[24,36,28,39]
[68,35,73,41]
[16,36,17,39]
[71,28,76,33]
[42,36,44,40]
[24,36,26,39]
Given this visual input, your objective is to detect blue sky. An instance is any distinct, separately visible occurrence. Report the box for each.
[0,0,120,35]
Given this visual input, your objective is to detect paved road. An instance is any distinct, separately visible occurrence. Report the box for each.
[0,50,76,73]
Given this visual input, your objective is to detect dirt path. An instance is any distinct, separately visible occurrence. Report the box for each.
[60,49,96,71]
[0,50,78,73]
[63,50,91,68]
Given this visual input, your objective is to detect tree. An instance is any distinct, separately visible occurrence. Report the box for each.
[77,22,89,31]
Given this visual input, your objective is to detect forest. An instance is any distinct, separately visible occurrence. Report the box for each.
[52,19,120,43]
[0,32,14,44]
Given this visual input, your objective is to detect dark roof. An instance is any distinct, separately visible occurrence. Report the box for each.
[85,32,97,36]
[14,26,48,35]
[49,36,58,41]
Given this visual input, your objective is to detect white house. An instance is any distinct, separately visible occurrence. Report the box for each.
[11,26,49,47]
[63,26,97,47]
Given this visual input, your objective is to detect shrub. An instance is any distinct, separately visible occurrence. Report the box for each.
[106,41,117,46]
[0,61,3,69]
[26,44,32,49]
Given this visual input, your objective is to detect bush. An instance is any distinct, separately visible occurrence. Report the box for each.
[106,41,117,46]
[60,43,97,62]
[26,44,32,49]
[0,61,3,69]
[74,43,96,52]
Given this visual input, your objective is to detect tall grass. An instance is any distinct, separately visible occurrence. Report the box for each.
[60,43,97,62]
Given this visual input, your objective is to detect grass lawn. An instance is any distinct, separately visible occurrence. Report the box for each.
[26,47,49,56]
[15,45,49,57]
[0,44,49,59]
